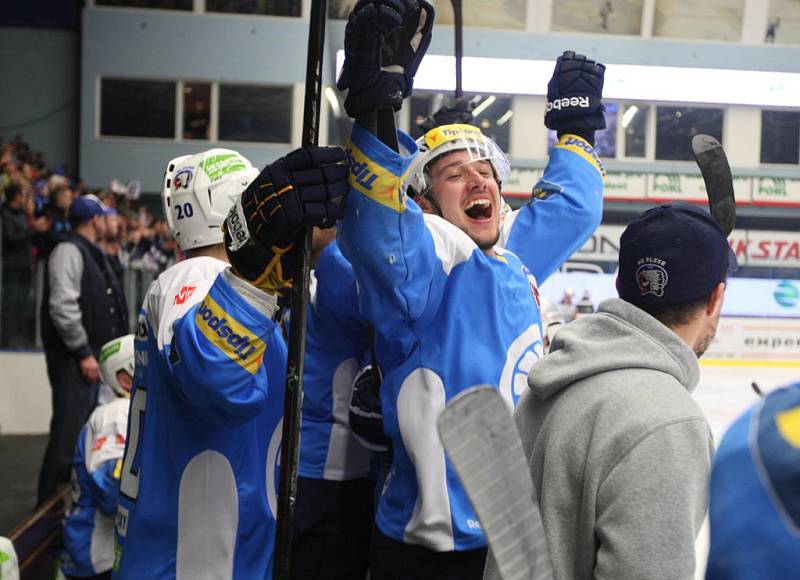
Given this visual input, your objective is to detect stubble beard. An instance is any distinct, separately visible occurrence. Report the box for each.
[694,328,716,359]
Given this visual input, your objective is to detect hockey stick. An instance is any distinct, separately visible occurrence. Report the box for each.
[273,0,327,577]
[691,134,736,236]
[451,0,463,98]
[438,386,553,580]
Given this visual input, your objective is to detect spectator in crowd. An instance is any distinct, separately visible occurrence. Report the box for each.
[99,206,125,286]
[575,289,594,316]
[558,288,578,322]
[36,183,74,256]
[485,202,732,580]
[540,297,565,354]
[37,195,128,504]
[765,17,780,43]
[706,381,800,579]
[1,184,49,347]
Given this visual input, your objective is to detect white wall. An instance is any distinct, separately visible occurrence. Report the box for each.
[0,352,51,435]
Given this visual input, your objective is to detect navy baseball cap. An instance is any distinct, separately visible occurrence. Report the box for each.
[69,195,108,223]
[617,202,737,309]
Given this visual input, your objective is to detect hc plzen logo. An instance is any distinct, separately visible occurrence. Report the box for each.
[774,280,799,309]
[173,168,193,190]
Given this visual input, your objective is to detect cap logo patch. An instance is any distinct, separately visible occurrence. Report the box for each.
[174,168,193,190]
[636,259,669,298]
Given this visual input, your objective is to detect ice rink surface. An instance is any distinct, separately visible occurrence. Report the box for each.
[692,362,799,578]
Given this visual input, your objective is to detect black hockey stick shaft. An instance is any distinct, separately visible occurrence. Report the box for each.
[451,0,463,98]
[691,134,736,236]
[273,0,327,577]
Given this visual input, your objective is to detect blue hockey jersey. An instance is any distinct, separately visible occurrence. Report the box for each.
[114,257,285,580]
[61,398,129,577]
[706,382,800,580]
[298,241,372,481]
[337,123,604,551]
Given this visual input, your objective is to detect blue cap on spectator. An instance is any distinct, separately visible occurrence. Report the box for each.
[69,195,106,223]
[616,202,737,308]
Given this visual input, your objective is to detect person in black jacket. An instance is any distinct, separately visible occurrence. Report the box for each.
[1,184,49,347]
[37,195,128,504]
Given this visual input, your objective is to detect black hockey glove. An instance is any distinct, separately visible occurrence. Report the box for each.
[337,0,435,119]
[223,146,347,295]
[544,51,606,145]
[418,97,476,133]
[349,364,392,453]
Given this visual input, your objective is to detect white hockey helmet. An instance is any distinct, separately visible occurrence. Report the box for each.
[99,334,136,398]
[162,148,259,251]
[404,124,511,198]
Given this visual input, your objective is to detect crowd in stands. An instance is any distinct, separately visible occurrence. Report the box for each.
[0,134,180,348]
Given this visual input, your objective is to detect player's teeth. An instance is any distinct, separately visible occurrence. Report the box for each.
[465,199,490,210]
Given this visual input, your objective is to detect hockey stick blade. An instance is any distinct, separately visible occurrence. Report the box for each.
[438,386,553,580]
[691,134,736,236]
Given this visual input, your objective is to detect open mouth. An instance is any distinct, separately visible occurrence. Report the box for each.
[464,198,493,220]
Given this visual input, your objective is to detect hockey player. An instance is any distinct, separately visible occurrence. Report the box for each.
[335,1,606,576]
[292,95,488,579]
[291,238,376,580]
[61,334,134,580]
[113,147,346,579]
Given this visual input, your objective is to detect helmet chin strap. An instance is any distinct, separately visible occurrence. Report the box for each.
[419,189,443,218]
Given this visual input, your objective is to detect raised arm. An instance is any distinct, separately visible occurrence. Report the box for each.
[335,0,441,337]
[501,52,607,284]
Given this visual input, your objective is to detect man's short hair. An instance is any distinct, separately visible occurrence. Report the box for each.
[639,291,714,328]
[616,202,736,314]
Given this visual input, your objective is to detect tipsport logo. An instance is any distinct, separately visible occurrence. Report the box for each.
[196,297,265,373]
[344,147,380,191]
[344,143,407,212]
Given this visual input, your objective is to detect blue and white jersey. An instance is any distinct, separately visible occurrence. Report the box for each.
[114,257,285,580]
[61,398,129,577]
[299,241,372,481]
[338,123,603,552]
[707,382,800,580]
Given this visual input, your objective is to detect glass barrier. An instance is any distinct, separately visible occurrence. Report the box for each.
[0,253,163,351]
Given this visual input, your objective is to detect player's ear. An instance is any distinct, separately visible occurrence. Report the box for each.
[707,281,726,318]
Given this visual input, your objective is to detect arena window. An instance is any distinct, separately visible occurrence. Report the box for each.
[218,84,292,143]
[183,83,212,141]
[100,78,176,139]
[409,92,513,154]
[205,0,300,17]
[655,106,723,161]
[94,0,192,10]
[761,110,800,165]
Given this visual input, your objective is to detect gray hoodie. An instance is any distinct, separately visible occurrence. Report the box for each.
[484,298,713,580]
